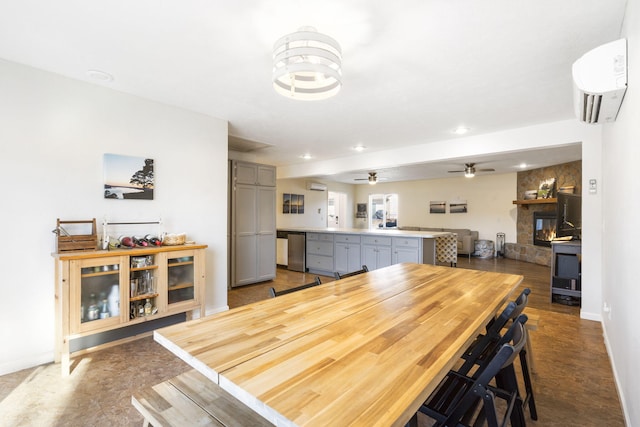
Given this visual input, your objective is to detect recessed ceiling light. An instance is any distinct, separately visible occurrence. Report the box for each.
[300,153,312,160]
[453,126,470,135]
[519,163,527,169]
[86,69,114,82]
[352,145,366,152]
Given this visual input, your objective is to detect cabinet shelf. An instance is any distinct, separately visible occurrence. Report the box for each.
[168,261,194,267]
[513,198,557,209]
[81,270,119,278]
[130,293,159,302]
[131,265,159,272]
[169,282,194,291]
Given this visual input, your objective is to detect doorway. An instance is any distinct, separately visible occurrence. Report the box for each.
[328,191,347,228]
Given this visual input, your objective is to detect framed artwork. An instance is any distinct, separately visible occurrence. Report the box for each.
[356,203,367,218]
[450,201,468,213]
[104,154,154,200]
[283,193,304,214]
[537,178,557,199]
[430,201,446,214]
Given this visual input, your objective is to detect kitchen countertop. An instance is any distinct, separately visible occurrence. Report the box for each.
[276,227,453,239]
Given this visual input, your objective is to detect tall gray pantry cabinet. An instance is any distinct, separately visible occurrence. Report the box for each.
[230,161,277,287]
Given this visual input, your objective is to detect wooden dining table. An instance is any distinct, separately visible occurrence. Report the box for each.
[154,263,523,427]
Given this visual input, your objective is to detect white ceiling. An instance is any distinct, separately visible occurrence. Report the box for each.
[0,1,626,183]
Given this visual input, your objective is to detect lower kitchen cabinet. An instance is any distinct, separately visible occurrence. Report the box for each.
[334,234,362,275]
[392,237,422,264]
[306,233,335,275]
[361,236,393,270]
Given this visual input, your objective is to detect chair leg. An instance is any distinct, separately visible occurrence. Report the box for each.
[495,366,527,427]
[519,350,538,420]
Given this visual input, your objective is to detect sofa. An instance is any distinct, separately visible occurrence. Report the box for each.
[398,227,479,259]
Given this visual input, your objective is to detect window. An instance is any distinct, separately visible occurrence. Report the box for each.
[369,193,398,229]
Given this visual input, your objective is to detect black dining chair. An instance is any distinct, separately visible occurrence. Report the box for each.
[414,315,529,427]
[458,288,537,421]
[460,288,530,371]
[334,265,369,280]
[268,276,322,298]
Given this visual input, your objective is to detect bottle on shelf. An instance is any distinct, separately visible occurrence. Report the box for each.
[144,299,152,316]
[130,278,138,298]
[99,296,110,319]
[108,284,119,316]
[87,293,99,321]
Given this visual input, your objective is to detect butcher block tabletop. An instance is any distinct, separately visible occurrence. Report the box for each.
[155,263,523,427]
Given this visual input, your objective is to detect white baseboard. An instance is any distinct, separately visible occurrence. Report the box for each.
[601,321,632,427]
[0,352,53,377]
[205,305,229,316]
[580,310,602,321]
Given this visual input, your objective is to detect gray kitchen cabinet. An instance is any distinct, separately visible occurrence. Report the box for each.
[392,237,422,264]
[230,161,276,287]
[334,234,361,275]
[361,235,392,271]
[306,233,334,275]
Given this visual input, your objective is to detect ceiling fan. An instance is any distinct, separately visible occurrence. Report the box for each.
[447,163,495,178]
[354,171,382,185]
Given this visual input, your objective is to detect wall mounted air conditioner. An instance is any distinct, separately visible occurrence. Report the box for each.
[572,38,627,124]
[307,182,327,191]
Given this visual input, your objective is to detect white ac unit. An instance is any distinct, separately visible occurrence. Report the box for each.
[572,38,627,124]
[307,182,327,191]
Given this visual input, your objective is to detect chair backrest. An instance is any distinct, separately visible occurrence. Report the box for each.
[334,265,369,280]
[510,288,531,321]
[474,314,528,375]
[444,317,528,426]
[268,276,322,298]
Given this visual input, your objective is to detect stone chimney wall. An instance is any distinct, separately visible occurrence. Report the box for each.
[508,160,582,266]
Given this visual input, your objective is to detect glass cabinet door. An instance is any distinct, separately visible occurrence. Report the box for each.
[70,257,124,333]
[167,252,196,307]
[129,254,159,320]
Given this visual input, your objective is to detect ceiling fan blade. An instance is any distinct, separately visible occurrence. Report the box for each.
[448,170,464,173]
[477,168,495,172]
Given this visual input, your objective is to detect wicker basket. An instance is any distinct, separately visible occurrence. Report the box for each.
[163,233,186,246]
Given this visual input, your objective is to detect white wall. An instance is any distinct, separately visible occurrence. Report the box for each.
[0,60,229,375]
[600,1,640,424]
[354,173,517,242]
[276,179,356,229]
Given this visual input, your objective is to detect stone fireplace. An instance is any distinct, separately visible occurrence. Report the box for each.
[533,211,556,247]
[505,160,581,266]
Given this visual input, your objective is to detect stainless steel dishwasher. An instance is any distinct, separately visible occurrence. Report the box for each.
[287,232,306,272]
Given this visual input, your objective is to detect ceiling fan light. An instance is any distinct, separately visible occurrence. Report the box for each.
[368,175,377,184]
[464,171,475,178]
[464,165,475,178]
[273,27,342,101]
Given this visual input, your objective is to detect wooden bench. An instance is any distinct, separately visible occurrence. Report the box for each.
[132,369,272,427]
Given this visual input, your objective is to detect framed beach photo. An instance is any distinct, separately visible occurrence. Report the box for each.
[103,154,154,200]
[430,201,446,214]
[450,201,468,213]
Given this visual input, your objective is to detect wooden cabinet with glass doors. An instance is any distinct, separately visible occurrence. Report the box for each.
[54,244,206,375]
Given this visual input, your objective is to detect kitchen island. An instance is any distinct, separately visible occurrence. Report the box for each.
[277,227,454,276]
